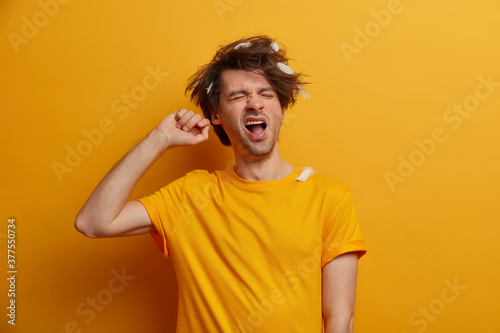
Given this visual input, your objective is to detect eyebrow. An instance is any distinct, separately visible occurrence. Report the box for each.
[228,86,275,98]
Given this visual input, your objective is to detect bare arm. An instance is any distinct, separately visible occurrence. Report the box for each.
[323,252,359,333]
[75,109,210,238]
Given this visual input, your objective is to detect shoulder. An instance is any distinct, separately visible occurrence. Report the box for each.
[154,170,213,193]
[295,168,355,212]
[179,169,229,190]
[184,169,211,181]
[299,168,350,196]
[184,169,227,182]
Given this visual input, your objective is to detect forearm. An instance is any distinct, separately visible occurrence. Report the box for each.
[75,129,168,234]
[324,316,354,333]
[323,253,359,333]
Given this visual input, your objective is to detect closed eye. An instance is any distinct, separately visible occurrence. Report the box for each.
[231,95,246,101]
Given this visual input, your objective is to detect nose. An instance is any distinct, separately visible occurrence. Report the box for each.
[246,94,264,112]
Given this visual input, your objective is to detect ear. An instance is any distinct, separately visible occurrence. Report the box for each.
[211,111,222,125]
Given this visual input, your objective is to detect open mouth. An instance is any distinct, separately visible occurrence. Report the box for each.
[245,120,267,135]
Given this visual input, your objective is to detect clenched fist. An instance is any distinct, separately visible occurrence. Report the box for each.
[155,109,210,148]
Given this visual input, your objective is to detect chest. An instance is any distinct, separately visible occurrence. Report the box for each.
[175,188,325,267]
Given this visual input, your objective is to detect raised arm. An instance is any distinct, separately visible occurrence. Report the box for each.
[75,109,210,238]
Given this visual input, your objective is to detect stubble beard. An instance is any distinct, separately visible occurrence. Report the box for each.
[231,116,282,160]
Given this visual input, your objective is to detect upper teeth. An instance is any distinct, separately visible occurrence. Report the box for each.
[246,120,264,126]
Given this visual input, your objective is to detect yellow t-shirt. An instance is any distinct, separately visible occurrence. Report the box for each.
[138,166,367,332]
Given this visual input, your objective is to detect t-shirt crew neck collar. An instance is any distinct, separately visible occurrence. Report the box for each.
[227,165,302,189]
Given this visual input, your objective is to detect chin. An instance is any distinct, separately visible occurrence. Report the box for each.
[242,140,276,158]
[231,126,281,158]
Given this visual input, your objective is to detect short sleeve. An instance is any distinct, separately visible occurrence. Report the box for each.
[321,190,367,268]
[137,175,187,258]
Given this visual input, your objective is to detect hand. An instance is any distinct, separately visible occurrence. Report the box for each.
[155,109,210,148]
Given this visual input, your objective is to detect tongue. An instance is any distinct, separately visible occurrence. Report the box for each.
[247,124,265,134]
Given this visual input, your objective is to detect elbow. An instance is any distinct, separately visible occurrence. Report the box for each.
[74,213,100,238]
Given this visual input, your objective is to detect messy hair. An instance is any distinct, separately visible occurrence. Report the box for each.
[185,35,307,146]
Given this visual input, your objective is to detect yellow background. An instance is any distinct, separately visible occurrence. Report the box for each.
[1,0,499,332]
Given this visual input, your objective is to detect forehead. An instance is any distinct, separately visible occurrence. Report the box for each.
[220,70,272,92]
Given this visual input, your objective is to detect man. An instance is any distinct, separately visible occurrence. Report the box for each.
[75,35,367,332]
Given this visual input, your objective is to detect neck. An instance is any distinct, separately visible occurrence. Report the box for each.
[232,144,294,181]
